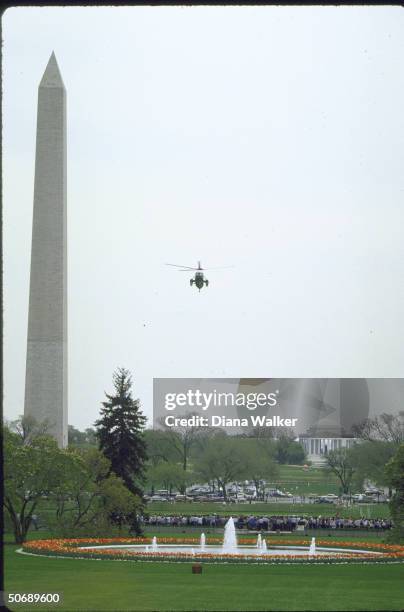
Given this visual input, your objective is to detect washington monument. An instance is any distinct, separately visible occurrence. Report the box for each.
[24,52,68,447]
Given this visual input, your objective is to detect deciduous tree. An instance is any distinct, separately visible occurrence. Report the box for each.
[52,448,140,536]
[146,462,193,495]
[157,413,209,472]
[3,430,71,543]
[323,447,356,495]
[197,437,248,500]
[243,440,279,499]
[353,413,404,444]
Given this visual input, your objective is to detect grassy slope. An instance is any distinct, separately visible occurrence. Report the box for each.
[274,465,340,495]
[4,545,403,612]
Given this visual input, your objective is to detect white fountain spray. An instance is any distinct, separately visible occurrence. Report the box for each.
[151,536,158,552]
[222,517,237,553]
[262,539,267,552]
[200,533,206,552]
[256,534,262,549]
[309,537,316,556]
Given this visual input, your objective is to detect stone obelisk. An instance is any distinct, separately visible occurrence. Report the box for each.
[24,52,67,447]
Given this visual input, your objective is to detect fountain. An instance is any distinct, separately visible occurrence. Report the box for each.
[147,522,314,558]
[200,533,206,552]
[78,517,381,562]
[222,517,237,552]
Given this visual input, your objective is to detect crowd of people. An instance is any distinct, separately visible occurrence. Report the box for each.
[302,516,392,531]
[141,514,392,531]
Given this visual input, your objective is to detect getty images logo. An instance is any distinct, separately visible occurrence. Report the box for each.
[164,389,279,411]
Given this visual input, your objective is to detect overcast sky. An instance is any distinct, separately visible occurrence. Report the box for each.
[3,6,404,430]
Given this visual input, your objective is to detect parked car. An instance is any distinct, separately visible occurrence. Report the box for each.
[267,489,287,497]
[244,488,257,497]
[317,496,337,504]
[234,494,248,501]
[149,495,169,502]
[187,486,211,496]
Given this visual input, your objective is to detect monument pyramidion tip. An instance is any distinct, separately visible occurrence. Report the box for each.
[39,51,65,89]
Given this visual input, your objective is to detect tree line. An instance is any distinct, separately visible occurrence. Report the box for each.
[324,412,404,497]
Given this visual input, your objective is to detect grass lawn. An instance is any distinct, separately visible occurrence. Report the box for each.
[273,465,340,496]
[4,543,403,611]
[147,501,390,519]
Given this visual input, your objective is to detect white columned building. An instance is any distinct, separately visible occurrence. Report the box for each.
[298,434,358,465]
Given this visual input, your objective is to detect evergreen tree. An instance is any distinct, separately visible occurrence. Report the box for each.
[95,368,147,498]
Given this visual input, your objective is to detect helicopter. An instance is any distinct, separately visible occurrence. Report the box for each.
[166,261,231,291]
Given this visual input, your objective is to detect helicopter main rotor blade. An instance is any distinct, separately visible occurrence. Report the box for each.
[201,266,235,271]
[165,263,199,271]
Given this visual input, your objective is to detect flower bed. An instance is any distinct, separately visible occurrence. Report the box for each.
[21,537,404,565]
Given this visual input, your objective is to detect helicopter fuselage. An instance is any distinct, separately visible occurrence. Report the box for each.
[191,271,209,290]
